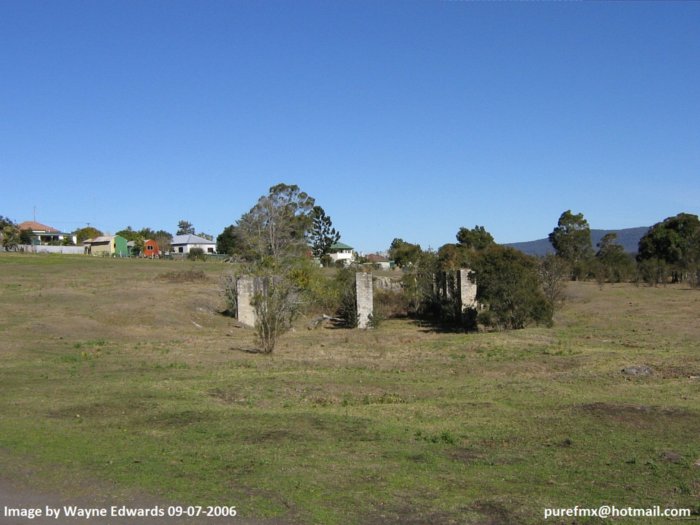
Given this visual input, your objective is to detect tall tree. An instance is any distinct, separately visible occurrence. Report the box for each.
[177,220,195,235]
[116,226,141,242]
[637,213,700,283]
[74,226,103,243]
[309,206,340,259]
[217,224,241,255]
[595,233,634,283]
[388,238,422,268]
[236,183,316,261]
[548,210,593,278]
[456,225,495,251]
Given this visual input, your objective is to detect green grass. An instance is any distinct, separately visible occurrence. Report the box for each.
[0,253,698,524]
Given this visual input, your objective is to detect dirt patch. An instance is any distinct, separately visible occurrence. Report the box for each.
[578,402,697,428]
[448,447,483,464]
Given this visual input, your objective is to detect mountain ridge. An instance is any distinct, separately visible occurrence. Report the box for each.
[505,227,650,257]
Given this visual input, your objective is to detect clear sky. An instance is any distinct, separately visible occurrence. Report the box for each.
[2,1,698,252]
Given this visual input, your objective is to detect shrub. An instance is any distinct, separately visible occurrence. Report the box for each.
[473,245,553,330]
[187,248,206,261]
[252,273,302,353]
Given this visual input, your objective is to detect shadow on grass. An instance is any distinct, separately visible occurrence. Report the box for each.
[229,345,266,354]
[411,318,473,334]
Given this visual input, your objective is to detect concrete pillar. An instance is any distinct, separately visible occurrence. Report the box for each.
[355,272,373,329]
[236,276,257,327]
[458,268,477,311]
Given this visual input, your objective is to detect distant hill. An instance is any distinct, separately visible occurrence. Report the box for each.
[506,227,650,257]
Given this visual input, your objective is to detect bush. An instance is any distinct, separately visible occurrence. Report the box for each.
[252,273,301,353]
[187,248,206,261]
[473,246,553,330]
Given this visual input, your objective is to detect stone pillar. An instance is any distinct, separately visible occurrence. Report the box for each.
[458,268,477,311]
[236,276,257,327]
[355,272,373,329]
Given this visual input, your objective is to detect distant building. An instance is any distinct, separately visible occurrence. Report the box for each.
[366,253,393,270]
[143,239,160,258]
[329,242,355,266]
[84,235,129,257]
[170,234,216,254]
[18,221,77,245]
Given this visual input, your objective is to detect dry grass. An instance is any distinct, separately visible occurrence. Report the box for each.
[0,253,698,524]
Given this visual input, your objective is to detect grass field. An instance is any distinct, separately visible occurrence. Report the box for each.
[0,253,698,524]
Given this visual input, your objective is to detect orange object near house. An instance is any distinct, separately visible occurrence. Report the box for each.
[143,239,160,258]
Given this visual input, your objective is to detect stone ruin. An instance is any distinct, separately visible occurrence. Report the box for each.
[235,275,258,327]
[355,272,374,329]
[434,268,478,315]
[235,269,477,329]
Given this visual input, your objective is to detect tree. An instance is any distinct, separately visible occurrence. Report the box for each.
[236,183,316,261]
[0,216,19,251]
[472,245,553,329]
[388,238,422,268]
[538,254,569,307]
[548,210,593,279]
[309,206,340,260]
[595,233,634,283]
[216,224,241,256]
[637,213,700,284]
[456,225,495,251]
[177,220,195,235]
[74,226,103,243]
[437,243,469,270]
[19,229,33,245]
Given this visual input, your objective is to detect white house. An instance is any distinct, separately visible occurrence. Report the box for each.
[328,242,355,266]
[170,234,216,254]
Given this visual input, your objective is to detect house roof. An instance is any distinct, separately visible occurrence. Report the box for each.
[367,253,390,263]
[90,236,114,244]
[18,221,60,233]
[330,242,353,251]
[171,234,216,245]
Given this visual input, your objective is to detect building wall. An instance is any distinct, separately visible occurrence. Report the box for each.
[91,242,113,256]
[114,236,129,257]
[172,243,216,254]
[330,249,354,265]
[143,240,160,257]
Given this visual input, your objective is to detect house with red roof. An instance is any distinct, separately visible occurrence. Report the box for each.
[18,221,77,246]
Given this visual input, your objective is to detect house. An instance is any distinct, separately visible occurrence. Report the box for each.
[143,239,160,258]
[84,235,129,257]
[329,242,355,266]
[366,253,393,270]
[170,234,216,255]
[18,221,77,245]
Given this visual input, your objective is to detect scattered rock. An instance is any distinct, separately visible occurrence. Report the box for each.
[693,459,700,468]
[621,365,654,376]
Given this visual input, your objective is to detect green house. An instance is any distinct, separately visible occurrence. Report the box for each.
[85,235,130,257]
[113,235,129,257]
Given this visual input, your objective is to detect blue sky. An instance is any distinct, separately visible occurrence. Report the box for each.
[2,1,698,252]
